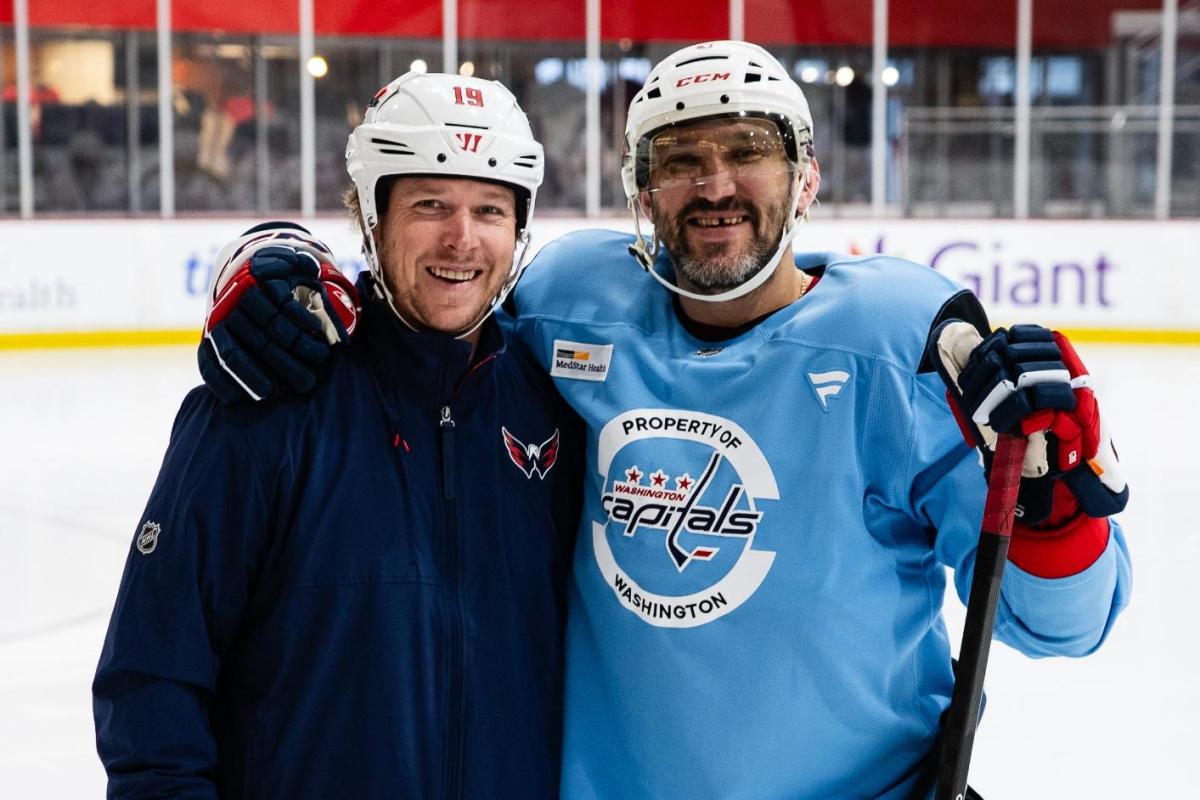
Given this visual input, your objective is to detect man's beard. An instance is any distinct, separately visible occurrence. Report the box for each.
[655,195,790,294]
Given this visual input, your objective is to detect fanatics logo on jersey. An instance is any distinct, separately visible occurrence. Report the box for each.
[502,427,560,479]
[593,409,778,629]
[136,521,161,555]
[550,339,613,382]
[807,370,851,411]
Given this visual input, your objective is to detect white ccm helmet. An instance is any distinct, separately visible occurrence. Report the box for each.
[621,41,816,303]
[345,71,545,334]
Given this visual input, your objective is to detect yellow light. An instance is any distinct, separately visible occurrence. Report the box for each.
[410,59,428,74]
[459,61,475,78]
[835,66,855,87]
[306,56,329,79]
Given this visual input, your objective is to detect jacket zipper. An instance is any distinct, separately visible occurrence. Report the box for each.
[439,403,463,800]
[438,352,496,800]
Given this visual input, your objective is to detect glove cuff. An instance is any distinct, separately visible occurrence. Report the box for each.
[1009,513,1110,578]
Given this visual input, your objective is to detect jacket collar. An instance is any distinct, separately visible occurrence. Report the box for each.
[356,274,507,406]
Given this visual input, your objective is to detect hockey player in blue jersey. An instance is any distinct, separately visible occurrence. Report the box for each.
[194,42,1130,800]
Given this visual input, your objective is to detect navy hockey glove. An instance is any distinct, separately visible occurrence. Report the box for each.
[199,222,359,403]
[931,322,1128,575]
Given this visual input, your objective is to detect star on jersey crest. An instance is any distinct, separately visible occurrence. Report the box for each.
[619,466,694,495]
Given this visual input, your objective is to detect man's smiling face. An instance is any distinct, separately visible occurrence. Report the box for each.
[376,176,517,334]
[643,117,797,294]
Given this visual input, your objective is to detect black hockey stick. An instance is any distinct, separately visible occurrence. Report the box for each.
[934,432,1028,800]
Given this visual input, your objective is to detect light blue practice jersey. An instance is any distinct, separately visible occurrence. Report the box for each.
[512,230,1132,800]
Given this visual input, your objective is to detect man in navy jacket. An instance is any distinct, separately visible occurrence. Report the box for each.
[93,72,581,799]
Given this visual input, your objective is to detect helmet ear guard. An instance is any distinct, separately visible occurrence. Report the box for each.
[621,41,817,303]
[345,71,544,335]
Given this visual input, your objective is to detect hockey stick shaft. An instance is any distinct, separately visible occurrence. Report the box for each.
[934,432,1028,800]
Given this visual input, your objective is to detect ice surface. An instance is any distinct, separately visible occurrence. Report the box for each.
[0,343,1193,797]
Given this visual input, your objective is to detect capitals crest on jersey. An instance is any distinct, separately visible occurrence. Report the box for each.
[594,409,778,628]
[502,427,560,479]
[603,452,763,572]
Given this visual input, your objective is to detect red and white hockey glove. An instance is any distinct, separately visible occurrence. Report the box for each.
[199,222,360,403]
[931,322,1128,577]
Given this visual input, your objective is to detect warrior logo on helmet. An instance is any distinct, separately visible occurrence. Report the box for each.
[455,132,484,153]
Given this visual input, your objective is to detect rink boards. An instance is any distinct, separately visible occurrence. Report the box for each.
[1,217,1197,347]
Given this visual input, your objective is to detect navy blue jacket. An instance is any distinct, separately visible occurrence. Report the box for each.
[93,290,582,799]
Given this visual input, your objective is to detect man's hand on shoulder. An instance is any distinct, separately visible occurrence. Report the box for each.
[932,322,1129,576]
[199,222,360,403]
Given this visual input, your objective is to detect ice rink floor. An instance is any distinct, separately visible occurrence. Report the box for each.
[1,342,1195,798]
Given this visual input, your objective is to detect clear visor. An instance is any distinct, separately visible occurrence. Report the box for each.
[638,116,797,195]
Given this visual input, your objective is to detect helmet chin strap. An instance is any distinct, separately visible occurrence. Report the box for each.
[362,217,421,333]
[452,229,532,341]
[363,212,533,341]
[628,164,809,304]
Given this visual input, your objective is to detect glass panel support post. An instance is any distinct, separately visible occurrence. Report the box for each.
[14,0,33,218]
[1155,0,1178,219]
[157,0,175,217]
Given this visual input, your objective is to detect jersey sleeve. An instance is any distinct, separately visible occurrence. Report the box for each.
[93,387,275,798]
[908,371,1132,658]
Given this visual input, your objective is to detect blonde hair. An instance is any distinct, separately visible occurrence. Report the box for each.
[344,185,372,253]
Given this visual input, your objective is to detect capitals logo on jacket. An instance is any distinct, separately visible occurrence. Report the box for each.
[502,427,560,479]
[593,409,777,628]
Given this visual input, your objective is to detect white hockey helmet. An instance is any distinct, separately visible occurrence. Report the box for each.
[621,41,816,303]
[345,71,545,333]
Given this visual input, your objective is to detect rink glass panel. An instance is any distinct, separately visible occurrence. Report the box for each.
[1,0,1194,220]
[595,41,656,211]
[762,42,877,211]
[886,0,1018,217]
[1,16,12,215]
[17,25,159,214]
[170,31,311,214]
[1028,0,1167,219]
[746,0,875,212]
[1170,18,1199,218]
[459,0,588,212]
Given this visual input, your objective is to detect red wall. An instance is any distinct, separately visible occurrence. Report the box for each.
[602,0,728,42]
[1,0,1169,48]
[888,0,1017,49]
[747,0,873,46]
[461,0,584,39]
[318,0,440,37]
[19,0,288,33]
